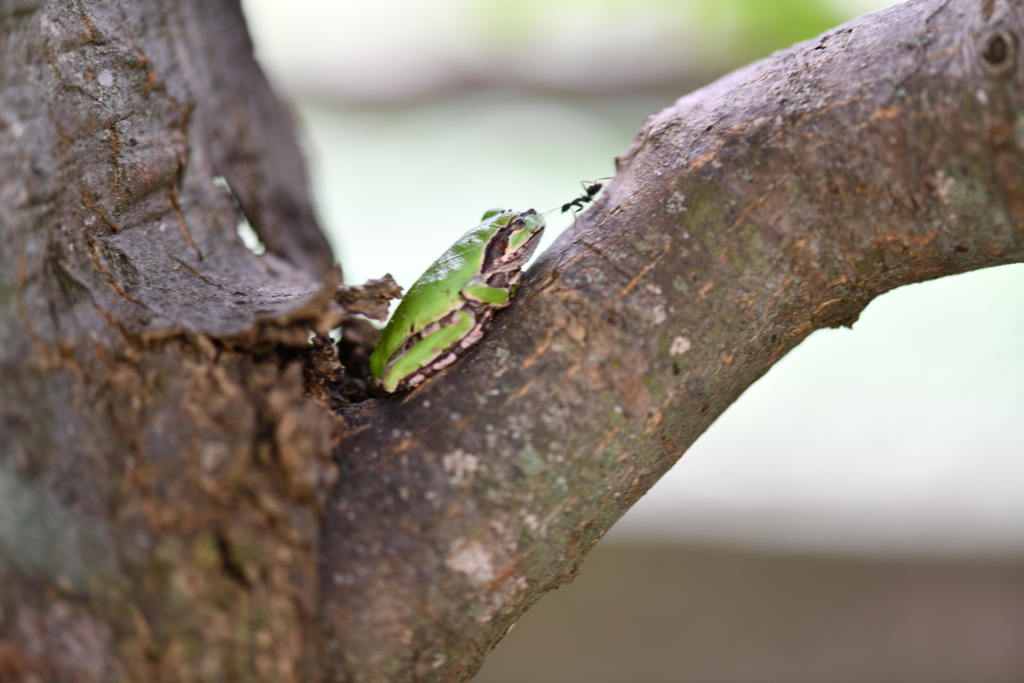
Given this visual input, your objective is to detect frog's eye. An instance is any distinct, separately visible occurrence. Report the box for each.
[507,212,543,250]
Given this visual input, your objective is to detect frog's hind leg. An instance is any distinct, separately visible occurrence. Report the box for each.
[382,310,476,391]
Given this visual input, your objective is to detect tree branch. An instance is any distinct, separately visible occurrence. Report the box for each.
[322,1,1024,679]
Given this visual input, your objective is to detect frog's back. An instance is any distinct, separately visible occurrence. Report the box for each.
[371,222,496,374]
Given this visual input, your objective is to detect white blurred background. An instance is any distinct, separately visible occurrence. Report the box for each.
[237,1,1024,678]
[240,0,1023,557]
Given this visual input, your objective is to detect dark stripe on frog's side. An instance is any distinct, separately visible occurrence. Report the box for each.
[389,304,493,392]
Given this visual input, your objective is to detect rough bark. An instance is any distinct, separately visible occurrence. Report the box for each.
[1,0,339,681]
[1,0,1022,682]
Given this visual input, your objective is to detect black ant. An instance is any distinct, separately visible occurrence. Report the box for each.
[561,179,609,214]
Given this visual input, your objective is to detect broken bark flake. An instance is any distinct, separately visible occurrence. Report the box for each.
[333,274,403,322]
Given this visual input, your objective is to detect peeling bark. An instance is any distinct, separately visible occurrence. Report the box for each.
[2,0,1023,682]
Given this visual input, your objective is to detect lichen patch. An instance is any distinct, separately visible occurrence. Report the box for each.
[930,170,955,203]
[442,449,479,486]
[445,540,494,587]
[670,335,692,356]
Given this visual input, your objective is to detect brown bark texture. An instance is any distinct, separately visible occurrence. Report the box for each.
[2,0,1023,681]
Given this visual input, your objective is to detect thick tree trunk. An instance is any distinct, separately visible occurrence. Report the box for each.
[2,0,1022,682]
[0,0,339,680]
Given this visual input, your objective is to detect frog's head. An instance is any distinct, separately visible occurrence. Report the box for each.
[507,209,544,254]
[482,209,545,278]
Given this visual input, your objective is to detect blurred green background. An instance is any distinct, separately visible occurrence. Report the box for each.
[239,1,1024,680]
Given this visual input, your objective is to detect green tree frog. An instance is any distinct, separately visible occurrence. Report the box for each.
[369,208,545,393]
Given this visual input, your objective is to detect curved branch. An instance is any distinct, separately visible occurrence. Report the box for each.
[323,1,1024,679]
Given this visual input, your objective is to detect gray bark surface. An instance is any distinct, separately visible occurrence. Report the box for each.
[1,0,1022,681]
[1,1,338,680]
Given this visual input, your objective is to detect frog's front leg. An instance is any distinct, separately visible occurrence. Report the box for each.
[462,277,512,306]
[380,309,477,392]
